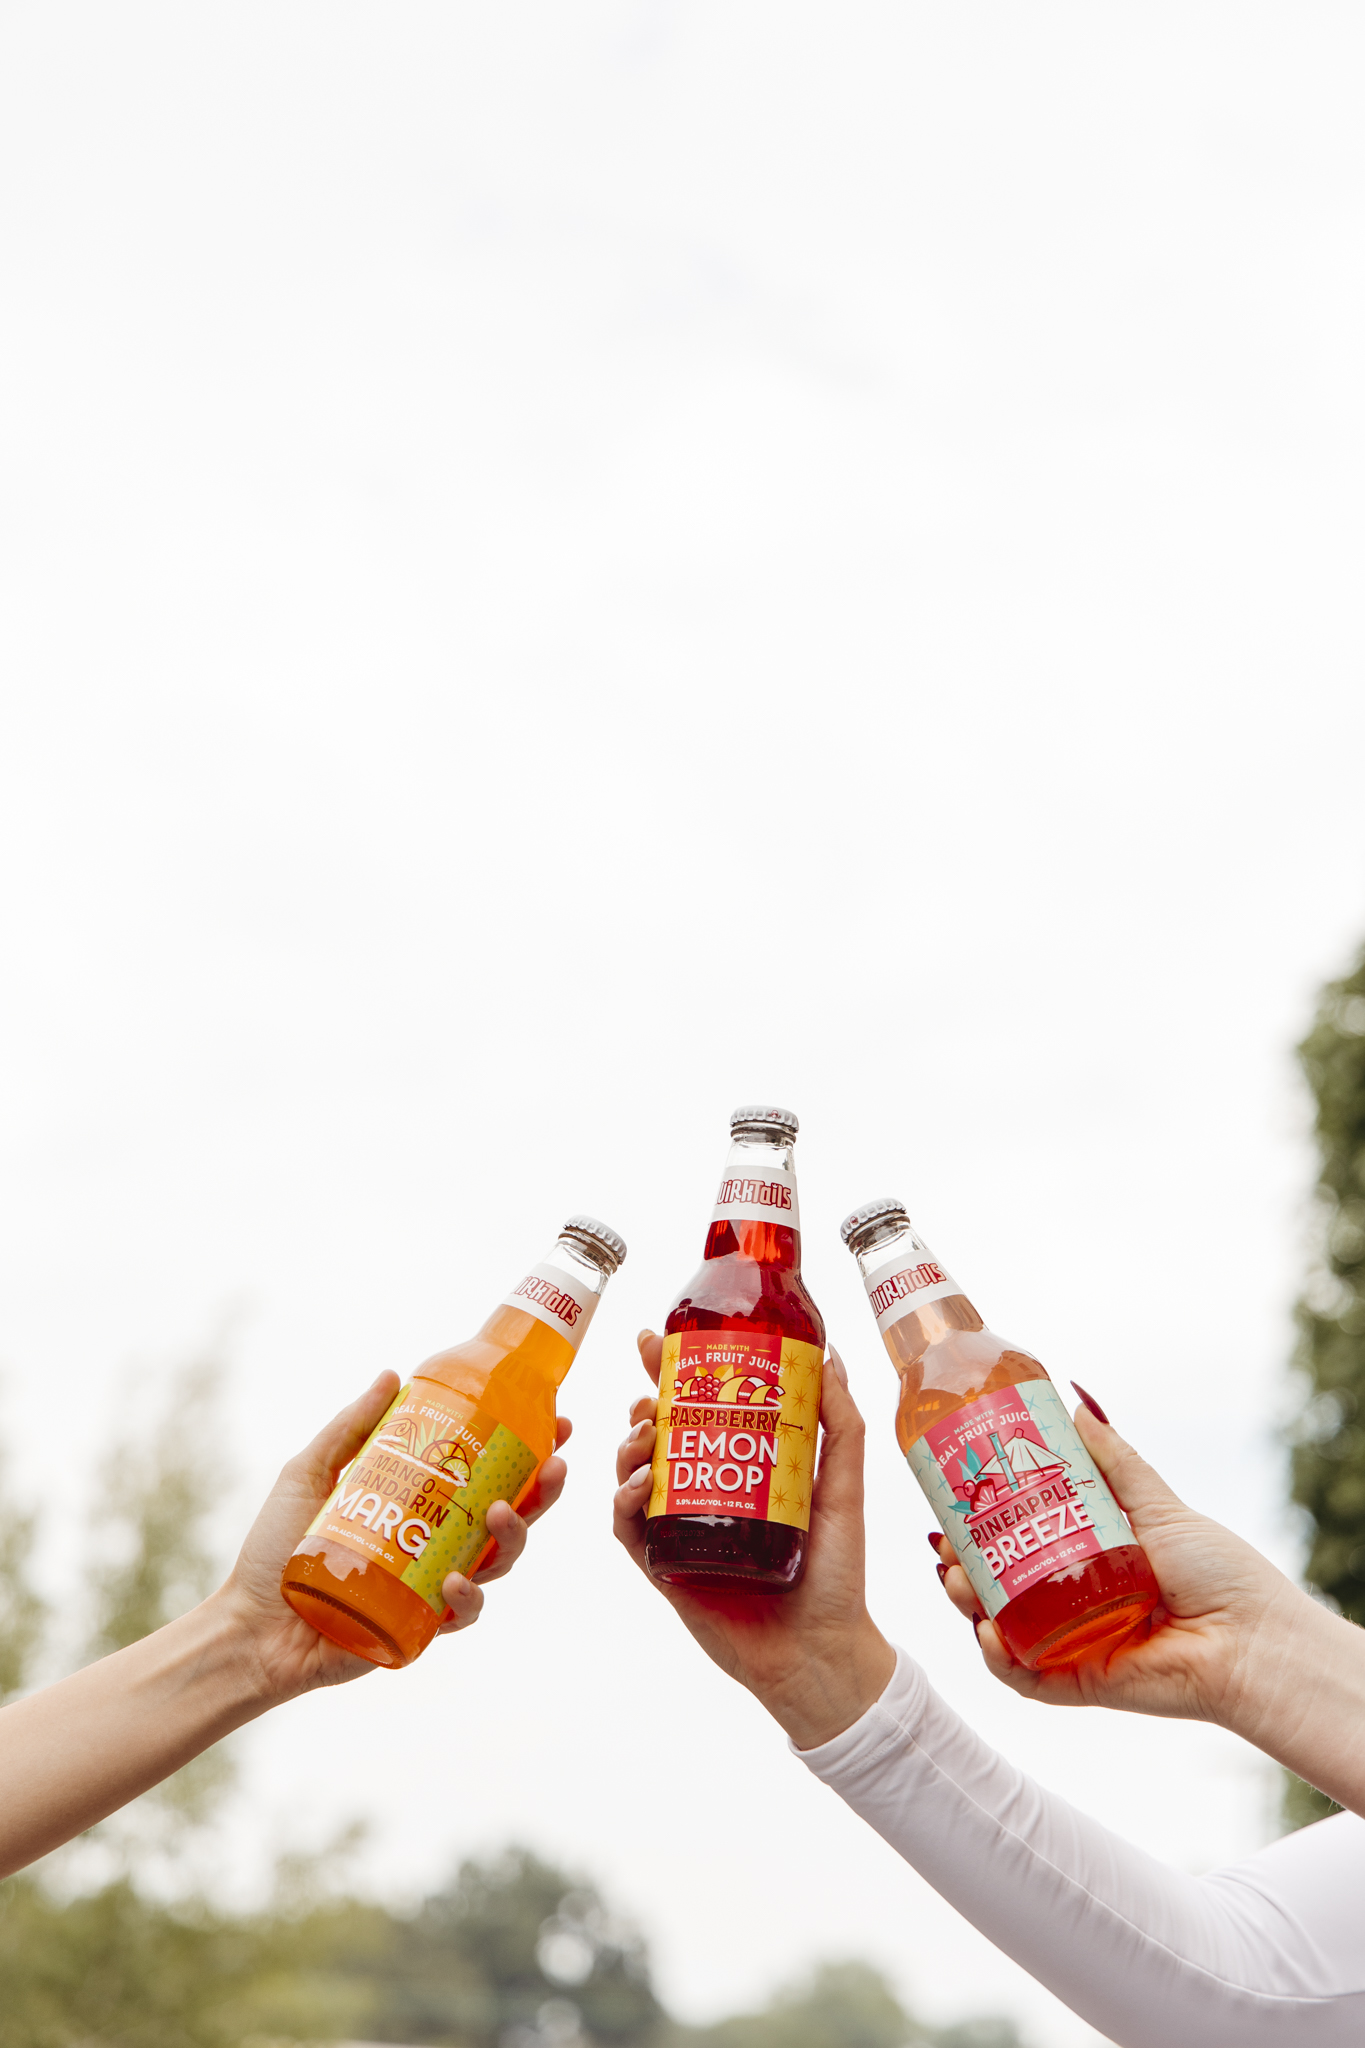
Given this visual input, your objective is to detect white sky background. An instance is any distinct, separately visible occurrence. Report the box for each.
[3,4,1365,2042]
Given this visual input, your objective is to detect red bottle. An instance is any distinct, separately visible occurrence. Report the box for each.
[841,1198,1159,1669]
[645,1106,825,1593]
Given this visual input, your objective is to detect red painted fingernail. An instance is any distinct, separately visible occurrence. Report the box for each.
[935,1562,948,1585]
[1070,1381,1110,1426]
[926,1531,944,1554]
[971,1614,982,1637]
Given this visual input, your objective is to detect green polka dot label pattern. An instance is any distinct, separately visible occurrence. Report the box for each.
[399,1423,538,1615]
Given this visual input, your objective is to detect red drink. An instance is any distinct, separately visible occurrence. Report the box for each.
[645,1107,825,1593]
[842,1199,1158,1669]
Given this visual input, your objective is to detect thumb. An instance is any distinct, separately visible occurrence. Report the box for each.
[293,1371,399,1497]
[636,1329,664,1389]
[1073,1401,1186,1530]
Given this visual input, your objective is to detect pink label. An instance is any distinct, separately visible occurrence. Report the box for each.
[908,1379,1131,1616]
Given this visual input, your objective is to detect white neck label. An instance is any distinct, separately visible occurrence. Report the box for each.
[500,1261,599,1351]
[711,1154,800,1230]
[862,1238,959,1335]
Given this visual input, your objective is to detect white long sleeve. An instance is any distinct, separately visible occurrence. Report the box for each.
[794,1648,1365,2048]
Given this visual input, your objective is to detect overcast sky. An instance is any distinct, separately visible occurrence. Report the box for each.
[3,6,1365,2043]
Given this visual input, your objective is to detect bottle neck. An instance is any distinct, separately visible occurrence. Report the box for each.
[703,1131,802,1267]
[851,1217,982,1354]
[490,1232,616,1373]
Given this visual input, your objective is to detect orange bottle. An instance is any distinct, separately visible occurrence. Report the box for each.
[281,1215,626,1668]
[841,1198,1158,1670]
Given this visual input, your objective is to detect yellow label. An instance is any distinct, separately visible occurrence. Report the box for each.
[647,1330,822,1530]
[307,1383,538,1616]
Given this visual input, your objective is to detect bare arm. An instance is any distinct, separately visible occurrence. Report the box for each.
[0,1372,569,1877]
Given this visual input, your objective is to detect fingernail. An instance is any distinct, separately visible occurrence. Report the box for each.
[926,1531,944,1555]
[629,1419,651,1441]
[827,1346,848,1389]
[1071,1381,1111,1427]
[629,1464,653,1487]
[637,1329,655,1351]
[935,1562,948,1585]
[971,1614,983,1637]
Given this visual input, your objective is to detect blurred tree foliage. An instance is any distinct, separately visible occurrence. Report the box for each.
[681,1960,1024,2048]
[1286,944,1365,1829]
[0,1851,1024,2048]
[83,1358,236,1842]
[0,1437,45,1705]
[0,1363,1027,2046]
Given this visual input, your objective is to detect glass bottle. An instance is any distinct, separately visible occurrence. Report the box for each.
[281,1215,625,1668]
[841,1198,1158,1669]
[645,1107,824,1593]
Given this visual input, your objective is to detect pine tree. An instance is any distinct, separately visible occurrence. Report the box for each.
[1286,942,1365,1827]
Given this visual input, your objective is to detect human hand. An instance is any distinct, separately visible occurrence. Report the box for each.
[221,1372,571,1703]
[932,1392,1316,1740]
[613,1333,896,1750]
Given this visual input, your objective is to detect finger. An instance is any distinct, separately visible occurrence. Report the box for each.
[518,1453,568,1527]
[940,1560,980,1622]
[1072,1403,1187,1528]
[628,1393,658,1430]
[637,1330,664,1388]
[612,1458,656,1567]
[555,1415,573,1451]
[973,1615,1020,1684]
[437,1572,485,1633]
[810,1346,867,1515]
[473,1499,528,1582]
[616,1416,656,1486]
[283,1371,400,1502]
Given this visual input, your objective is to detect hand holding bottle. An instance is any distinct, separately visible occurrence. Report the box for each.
[231,1372,572,1699]
[615,1334,896,1751]
[932,1395,1365,1812]
[281,1216,624,1668]
[0,1375,570,1882]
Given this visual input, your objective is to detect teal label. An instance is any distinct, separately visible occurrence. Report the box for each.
[907,1378,1132,1619]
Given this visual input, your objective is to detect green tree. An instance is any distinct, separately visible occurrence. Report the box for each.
[0,1852,1030,2048]
[1287,943,1365,1827]
[321,1848,666,2046]
[677,1960,1023,2048]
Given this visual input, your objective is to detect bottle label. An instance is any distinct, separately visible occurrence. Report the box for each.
[862,1237,960,1335]
[646,1330,823,1529]
[906,1380,1134,1620]
[307,1382,538,1617]
[711,1161,800,1231]
[499,1260,598,1352]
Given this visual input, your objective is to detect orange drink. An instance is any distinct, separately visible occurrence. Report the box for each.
[282,1216,625,1668]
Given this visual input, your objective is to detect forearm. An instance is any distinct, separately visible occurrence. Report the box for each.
[798,1648,1365,2047]
[1231,1594,1365,1820]
[0,1589,285,1877]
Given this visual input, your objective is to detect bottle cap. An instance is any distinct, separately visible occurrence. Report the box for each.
[730,1104,799,1136]
[839,1197,909,1247]
[561,1214,627,1273]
